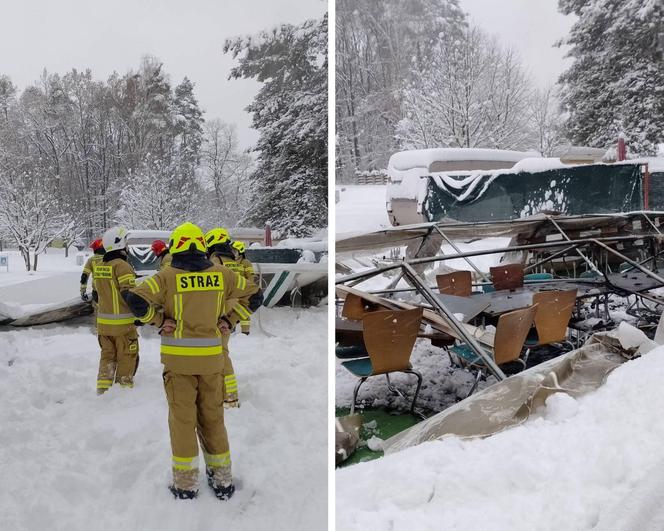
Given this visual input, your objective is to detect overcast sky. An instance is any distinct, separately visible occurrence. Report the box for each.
[461,0,575,88]
[0,0,326,149]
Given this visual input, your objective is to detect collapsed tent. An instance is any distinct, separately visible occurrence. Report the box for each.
[380,324,654,455]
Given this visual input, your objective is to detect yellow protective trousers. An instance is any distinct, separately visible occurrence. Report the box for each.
[96,329,139,391]
[163,371,231,491]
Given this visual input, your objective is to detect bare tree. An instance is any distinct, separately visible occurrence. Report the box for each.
[200,119,252,227]
[531,85,567,157]
[397,26,534,151]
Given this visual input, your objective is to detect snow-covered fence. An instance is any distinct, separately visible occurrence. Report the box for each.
[356,171,388,185]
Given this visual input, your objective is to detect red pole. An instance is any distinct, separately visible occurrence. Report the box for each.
[644,163,650,210]
[264,224,272,247]
[617,135,626,161]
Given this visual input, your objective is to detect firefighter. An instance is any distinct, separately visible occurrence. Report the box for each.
[151,239,173,270]
[125,222,261,500]
[231,240,255,334]
[94,227,139,394]
[79,238,105,301]
[205,228,258,407]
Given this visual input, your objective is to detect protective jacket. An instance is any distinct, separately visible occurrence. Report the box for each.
[94,251,137,335]
[210,253,260,332]
[126,252,259,375]
[159,252,173,270]
[81,254,104,291]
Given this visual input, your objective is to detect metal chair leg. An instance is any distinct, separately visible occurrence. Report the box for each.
[404,369,423,414]
[465,369,483,399]
[385,373,405,398]
[350,377,367,415]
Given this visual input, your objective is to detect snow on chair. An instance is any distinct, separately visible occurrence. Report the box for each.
[341,307,424,415]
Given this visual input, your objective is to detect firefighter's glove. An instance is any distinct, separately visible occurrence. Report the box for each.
[161,318,177,335]
[92,290,99,303]
[80,286,89,302]
[218,317,232,336]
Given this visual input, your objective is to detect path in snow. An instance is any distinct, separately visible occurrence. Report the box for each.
[0,307,327,531]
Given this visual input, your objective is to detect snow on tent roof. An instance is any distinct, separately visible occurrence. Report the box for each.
[388,148,541,173]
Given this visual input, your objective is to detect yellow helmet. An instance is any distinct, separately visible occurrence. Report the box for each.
[169,222,207,255]
[232,240,246,254]
[205,227,230,247]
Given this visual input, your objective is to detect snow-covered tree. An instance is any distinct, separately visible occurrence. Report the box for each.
[336,0,467,180]
[115,156,202,231]
[531,85,567,157]
[557,0,664,154]
[200,119,252,228]
[224,14,328,237]
[173,77,204,176]
[396,26,534,151]
[0,166,70,271]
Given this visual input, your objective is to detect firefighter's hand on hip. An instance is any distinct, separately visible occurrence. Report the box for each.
[218,318,232,336]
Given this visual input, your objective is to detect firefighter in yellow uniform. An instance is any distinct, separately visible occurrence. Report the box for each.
[205,228,257,407]
[94,227,139,394]
[231,240,255,334]
[125,222,261,500]
[79,238,104,302]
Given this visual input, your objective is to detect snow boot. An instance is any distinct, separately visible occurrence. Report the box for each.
[169,485,198,500]
[206,466,235,500]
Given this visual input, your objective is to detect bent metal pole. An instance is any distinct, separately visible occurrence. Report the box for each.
[401,263,506,381]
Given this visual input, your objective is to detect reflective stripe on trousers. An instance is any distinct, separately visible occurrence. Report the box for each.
[204,451,231,468]
[172,455,199,471]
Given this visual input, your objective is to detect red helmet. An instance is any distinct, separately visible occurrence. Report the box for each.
[90,239,103,252]
[151,240,168,257]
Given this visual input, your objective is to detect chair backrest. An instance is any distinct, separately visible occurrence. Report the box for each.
[341,292,380,321]
[362,308,423,374]
[490,264,524,291]
[524,272,554,281]
[493,304,538,365]
[436,271,472,297]
[531,289,577,345]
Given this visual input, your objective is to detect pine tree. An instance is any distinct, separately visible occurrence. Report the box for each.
[224,15,328,237]
[173,77,204,175]
[558,0,664,154]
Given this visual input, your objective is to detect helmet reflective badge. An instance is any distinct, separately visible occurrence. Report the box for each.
[102,227,129,252]
[170,222,207,254]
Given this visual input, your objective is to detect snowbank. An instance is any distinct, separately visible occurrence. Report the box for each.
[337,348,664,531]
[336,186,391,236]
[0,307,327,531]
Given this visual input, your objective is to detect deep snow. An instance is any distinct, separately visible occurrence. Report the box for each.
[337,347,664,531]
[0,307,327,531]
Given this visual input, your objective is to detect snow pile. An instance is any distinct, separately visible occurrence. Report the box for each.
[336,186,391,235]
[0,308,327,531]
[337,347,664,531]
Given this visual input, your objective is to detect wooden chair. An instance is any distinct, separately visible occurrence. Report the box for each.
[452,304,537,396]
[336,294,372,359]
[341,308,424,414]
[436,271,473,297]
[524,289,577,351]
[490,264,524,291]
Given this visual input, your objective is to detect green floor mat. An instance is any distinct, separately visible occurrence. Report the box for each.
[335,407,420,467]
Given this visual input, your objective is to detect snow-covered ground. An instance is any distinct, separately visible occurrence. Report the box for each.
[0,307,327,531]
[335,185,391,235]
[0,248,83,288]
[337,348,664,531]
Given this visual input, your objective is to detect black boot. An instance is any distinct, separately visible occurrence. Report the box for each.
[169,485,198,500]
[206,467,235,500]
